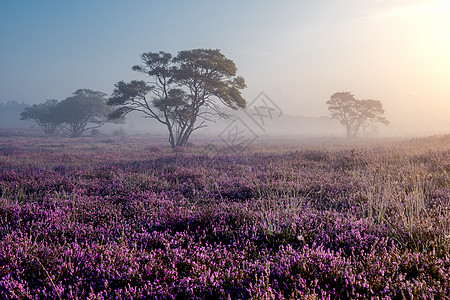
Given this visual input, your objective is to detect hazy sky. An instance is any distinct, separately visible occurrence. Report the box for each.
[1,0,449,133]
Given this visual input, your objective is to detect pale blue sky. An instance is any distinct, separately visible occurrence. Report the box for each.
[1,0,449,132]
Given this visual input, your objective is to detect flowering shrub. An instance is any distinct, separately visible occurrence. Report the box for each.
[0,136,449,299]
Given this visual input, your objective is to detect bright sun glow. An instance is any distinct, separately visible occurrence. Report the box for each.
[381,1,450,67]
[379,0,450,114]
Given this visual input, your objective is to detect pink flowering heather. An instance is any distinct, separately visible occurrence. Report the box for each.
[0,135,449,299]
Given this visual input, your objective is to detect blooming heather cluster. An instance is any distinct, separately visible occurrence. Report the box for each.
[0,136,449,299]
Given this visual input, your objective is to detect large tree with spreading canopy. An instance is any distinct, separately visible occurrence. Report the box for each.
[108,49,247,148]
[327,92,389,137]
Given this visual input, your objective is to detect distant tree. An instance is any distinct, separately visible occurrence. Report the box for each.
[1,100,29,128]
[108,49,247,148]
[1,100,28,111]
[20,99,62,134]
[57,89,111,137]
[327,92,389,137]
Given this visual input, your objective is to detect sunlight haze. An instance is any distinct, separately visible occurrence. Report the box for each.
[1,0,449,135]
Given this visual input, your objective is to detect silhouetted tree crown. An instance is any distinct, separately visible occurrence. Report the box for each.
[20,99,62,135]
[57,89,111,137]
[108,48,246,148]
[327,92,389,137]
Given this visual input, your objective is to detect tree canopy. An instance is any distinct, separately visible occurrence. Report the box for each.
[22,89,112,137]
[108,48,247,148]
[20,99,62,135]
[58,89,111,137]
[327,92,389,137]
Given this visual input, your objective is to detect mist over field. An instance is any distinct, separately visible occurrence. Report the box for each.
[0,98,448,141]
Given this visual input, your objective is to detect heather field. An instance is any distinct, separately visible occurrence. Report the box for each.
[0,136,449,299]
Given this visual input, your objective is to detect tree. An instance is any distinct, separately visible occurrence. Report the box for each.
[20,99,62,135]
[108,49,247,148]
[326,92,389,137]
[57,89,111,137]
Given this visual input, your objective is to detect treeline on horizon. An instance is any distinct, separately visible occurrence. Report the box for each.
[0,100,28,128]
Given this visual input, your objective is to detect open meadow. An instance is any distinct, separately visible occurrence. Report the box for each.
[0,135,449,299]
